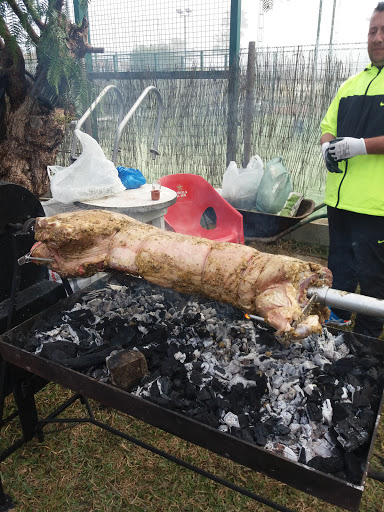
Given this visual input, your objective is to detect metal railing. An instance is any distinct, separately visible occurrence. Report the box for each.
[112,86,163,165]
[69,85,125,164]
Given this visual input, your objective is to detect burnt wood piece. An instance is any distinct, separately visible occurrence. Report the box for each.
[40,343,115,370]
[107,350,148,391]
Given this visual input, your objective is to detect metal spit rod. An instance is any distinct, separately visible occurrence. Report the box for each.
[17,254,54,266]
[308,286,384,319]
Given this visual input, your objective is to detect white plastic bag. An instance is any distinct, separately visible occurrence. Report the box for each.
[48,129,125,204]
[222,155,264,210]
[255,156,292,214]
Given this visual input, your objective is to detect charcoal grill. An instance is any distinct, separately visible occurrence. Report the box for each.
[1,272,384,512]
[1,181,384,511]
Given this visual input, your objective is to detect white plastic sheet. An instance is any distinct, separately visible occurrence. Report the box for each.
[48,130,125,204]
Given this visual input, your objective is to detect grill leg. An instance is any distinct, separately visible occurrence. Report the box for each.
[12,377,38,443]
[0,365,36,510]
[0,361,14,510]
[0,360,7,427]
[0,476,15,511]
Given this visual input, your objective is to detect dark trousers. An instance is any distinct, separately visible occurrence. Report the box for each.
[327,206,384,338]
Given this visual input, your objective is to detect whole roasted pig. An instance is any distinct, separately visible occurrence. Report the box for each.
[31,210,331,338]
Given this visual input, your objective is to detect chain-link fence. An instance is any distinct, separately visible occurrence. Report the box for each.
[86,0,232,72]
[14,1,369,202]
[56,41,368,203]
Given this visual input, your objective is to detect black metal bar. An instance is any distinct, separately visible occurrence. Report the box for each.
[0,359,7,425]
[6,236,21,331]
[43,393,84,421]
[35,393,84,442]
[94,419,297,512]
[79,395,95,420]
[0,367,49,452]
[367,468,384,482]
[0,410,18,428]
[0,438,25,462]
[0,394,88,462]
[37,402,295,512]
[88,70,228,80]
[0,357,17,510]
[12,377,39,442]
[61,278,73,296]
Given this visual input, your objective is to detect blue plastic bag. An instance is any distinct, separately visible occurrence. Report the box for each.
[117,166,146,189]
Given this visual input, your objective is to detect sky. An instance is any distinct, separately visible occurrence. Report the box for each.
[84,0,380,58]
[241,0,379,48]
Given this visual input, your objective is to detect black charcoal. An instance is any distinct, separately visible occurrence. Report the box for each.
[335,417,370,452]
[17,276,384,488]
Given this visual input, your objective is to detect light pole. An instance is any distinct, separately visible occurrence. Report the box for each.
[314,0,323,77]
[329,0,338,58]
[176,8,192,69]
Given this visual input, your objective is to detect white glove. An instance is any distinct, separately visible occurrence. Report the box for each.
[328,137,367,161]
[321,141,329,160]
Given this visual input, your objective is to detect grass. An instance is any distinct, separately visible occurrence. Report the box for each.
[247,239,329,264]
[1,242,384,512]
[1,382,384,512]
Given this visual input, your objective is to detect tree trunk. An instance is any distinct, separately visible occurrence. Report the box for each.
[0,14,103,197]
[0,94,66,196]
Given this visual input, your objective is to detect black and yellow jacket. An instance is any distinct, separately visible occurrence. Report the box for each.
[321,63,384,215]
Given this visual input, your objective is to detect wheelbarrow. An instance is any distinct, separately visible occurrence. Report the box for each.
[237,200,327,243]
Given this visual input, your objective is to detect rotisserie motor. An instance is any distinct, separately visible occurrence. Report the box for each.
[31,210,332,338]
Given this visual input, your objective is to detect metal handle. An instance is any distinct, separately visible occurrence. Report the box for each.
[308,286,384,319]
[70,85,125,164]
[112,86,163,165]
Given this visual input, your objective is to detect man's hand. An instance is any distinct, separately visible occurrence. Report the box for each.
[328,137,367,161]
[321,142,342,173]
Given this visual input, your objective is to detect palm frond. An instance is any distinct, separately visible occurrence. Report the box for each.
[2,0,93,112]
[35,0,49,18]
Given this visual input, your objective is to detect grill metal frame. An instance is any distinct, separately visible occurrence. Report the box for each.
[0,275,383,511]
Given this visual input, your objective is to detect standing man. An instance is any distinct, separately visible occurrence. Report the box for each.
[320,2,384,338]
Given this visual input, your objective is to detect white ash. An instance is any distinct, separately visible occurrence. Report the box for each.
[223,412,240,428]
[174,351,186,363]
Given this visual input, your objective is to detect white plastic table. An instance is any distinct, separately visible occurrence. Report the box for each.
[74,183,177,229]
[41,184,177,230]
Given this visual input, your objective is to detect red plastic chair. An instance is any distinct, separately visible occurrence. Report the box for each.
[158,173,244,244]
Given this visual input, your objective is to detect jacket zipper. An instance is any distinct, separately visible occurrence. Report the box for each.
[335,66,382,208]
[335,160,348,207]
